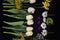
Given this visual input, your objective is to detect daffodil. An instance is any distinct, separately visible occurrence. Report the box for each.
[28,7,35,14]
[42,1,50,10]
[27,20,34,25]
[26,27,33,31]
[26,15,33,20]
[41,23,47,29]
[42,11,48,17]
[41,30,47,36]
[29,0,36,4]
[26,31,33,36]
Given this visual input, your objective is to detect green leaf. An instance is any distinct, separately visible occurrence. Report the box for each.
[3,25,26,29]
[3,21,24,26]
[3,9,28,15]
[3,14,26,19]
[6,0,14,4]
[3,26,26,30]
[3,27,26,33]
[46,17,54,25]
[3,32,24,36]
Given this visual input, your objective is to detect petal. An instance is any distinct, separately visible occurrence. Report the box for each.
[41,23,47,29]
[43,18,46,22]
[28,7,35,14]
[27,20,34,25]
[41,30,47,36]
[26,27,33,31]
[26,15,33,20]
[26,31,33,36]
[42,11,48,17]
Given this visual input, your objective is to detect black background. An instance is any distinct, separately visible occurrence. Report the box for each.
[0,0,60,40]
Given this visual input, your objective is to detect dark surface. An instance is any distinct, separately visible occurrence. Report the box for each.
[0,0,59,40]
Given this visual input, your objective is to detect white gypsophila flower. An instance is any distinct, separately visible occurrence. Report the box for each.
[43,18,46,22]
[26,15,33,20]
[26,27,33,31]
[41,30,47,36]
[28,7,35,14]
[29,0,36,4]
[42,11,48,17]
[26,31,33,36]
[41,23,47,29]
[27,20,34,25]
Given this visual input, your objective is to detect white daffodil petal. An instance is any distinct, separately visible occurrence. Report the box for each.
[28,7,35,14]
[42,11,48,17]
[29,0,36,4]
[43,18,46,22]
[27,20,34,25]
[26,15,33,20]
[26,31,33,36]
[41,30,47,36]
[26,27,33,31]
[41,23,46,29]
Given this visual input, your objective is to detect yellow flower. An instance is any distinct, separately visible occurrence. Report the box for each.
[19,36,25,40]
[42,1,50,10]
[45,0,51,2]
[15,0,22,9]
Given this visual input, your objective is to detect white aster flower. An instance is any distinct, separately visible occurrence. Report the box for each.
[43,18,46,22]
[26,27,33,31]
[27,20,34,25]
[28,7,35,14]
[42,11,48,17]
[41,23,47,29]
[26,31,33,36]
[29,0,36,4]
[41,30,47,36]
[26,15,33,20]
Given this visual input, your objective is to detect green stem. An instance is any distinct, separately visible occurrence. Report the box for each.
[3,6,15,8]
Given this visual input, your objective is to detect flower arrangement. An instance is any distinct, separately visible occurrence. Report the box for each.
[2,0,53,40]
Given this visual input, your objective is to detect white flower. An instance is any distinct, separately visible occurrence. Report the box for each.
[41,30,47,36]
[26,31,33,36]
[29,0,36,4]
[26,27,33,31]
[28,7,35,14]
[42,11,48,17]
[41,23,47,29]
[27,20,34,25]
[43,18,46,22]
[26,15,33,20]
